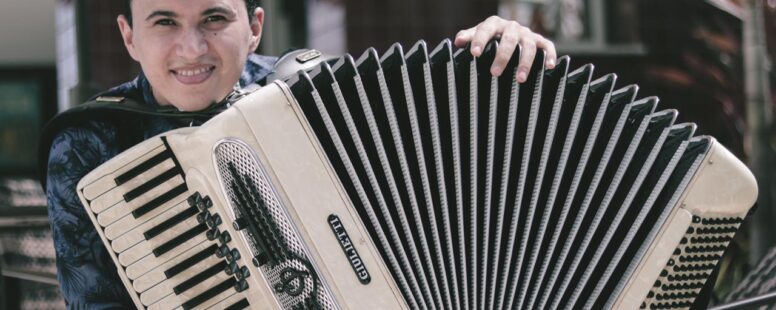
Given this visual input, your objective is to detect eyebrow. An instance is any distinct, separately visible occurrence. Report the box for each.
[202,6,236,17]
[144,6,236,22]
[145,10,177,21]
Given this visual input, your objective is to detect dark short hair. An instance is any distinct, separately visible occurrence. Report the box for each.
[124,0,261,26]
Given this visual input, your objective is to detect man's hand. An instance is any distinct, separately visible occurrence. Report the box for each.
[454,16,557,83]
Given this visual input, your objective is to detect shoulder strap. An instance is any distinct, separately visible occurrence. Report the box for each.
[36,95,221,189]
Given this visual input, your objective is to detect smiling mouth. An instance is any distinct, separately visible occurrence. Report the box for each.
[171,66,216,85]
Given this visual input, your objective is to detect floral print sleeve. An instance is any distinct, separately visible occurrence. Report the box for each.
[45,122,134,309]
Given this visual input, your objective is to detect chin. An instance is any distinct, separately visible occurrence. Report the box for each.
[181,103,215,112]
[169,97,214,112]
[163,82,233,111]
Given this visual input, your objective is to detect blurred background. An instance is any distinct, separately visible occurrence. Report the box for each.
[0,0,774,308]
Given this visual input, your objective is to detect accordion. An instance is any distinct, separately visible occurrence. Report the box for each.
[76,40,757,309]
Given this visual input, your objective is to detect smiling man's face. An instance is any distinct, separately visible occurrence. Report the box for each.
[117,0,263,111]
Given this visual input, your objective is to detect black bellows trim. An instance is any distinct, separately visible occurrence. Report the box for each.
[283,39,721,309]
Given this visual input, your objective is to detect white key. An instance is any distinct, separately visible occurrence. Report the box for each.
[89,159,178,213]
[148,272,235,310]
[126,233,209,279]
[111,201,194,252]
[82,142,165,201]
[140,256,225,305]
[118,216,204,266]
[206,292,245,309]
[104,196,188,240]
[133,243,220,293]
[96,176,186,227]
[141,279,175,306]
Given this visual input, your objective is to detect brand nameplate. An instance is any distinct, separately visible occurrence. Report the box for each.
[328,214,371,284]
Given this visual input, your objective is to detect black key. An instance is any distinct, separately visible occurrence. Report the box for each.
[219,231,232,244]
[206,214,222,228]
[225,261,238,275]
[233,218,248,230]
[224,298,250,310]
[234,279,249,292]
[174,260,229,295]
[181,277,237,310]
[226,248,241,262]
[253,254,269,267]
[206,228,220,241]
[197,196,213,212]
[236,266,250,280]
[133,183,188,218]
[197,212,211,224]
[165,244,219,278]
[115,148,172,185]
[144,206,199,240]
[153,224,208,257]
[187,192,202,207]
[216,244,230,258]
[124,167,180,202]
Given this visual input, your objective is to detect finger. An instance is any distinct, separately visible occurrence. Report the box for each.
[454,27,476,48]
[516,37,537,83]
[537,36,557,69]
[470,16,504,57]
[490,21,521,76]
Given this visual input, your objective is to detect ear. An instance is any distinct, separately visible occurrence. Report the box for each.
[248,7,264,52]
[117,15,140,61]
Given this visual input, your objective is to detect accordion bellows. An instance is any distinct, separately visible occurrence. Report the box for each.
[76,40,757,310]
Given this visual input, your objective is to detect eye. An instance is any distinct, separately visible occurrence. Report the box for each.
[154,18,176,26]
[204,15,226,24]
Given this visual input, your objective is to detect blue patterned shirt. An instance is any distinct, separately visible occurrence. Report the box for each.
[45,54,276,309]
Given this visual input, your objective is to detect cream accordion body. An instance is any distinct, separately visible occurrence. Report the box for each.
[76,40,757,310]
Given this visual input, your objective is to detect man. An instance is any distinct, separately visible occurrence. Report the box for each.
[44,0,557,307]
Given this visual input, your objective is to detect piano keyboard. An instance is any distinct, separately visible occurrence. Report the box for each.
[79,137,256,310]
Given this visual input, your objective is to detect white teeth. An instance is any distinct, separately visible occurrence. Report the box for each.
[176,67,212,76]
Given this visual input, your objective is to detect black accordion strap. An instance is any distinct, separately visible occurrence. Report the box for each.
[37,95,227,190]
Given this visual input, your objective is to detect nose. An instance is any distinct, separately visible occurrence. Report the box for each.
[175,27,208,60]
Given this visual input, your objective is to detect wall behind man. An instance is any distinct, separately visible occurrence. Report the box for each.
[0,1,61,309]
[345,0,499,53]
[0,0,55,65]
[0,0,57,174]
